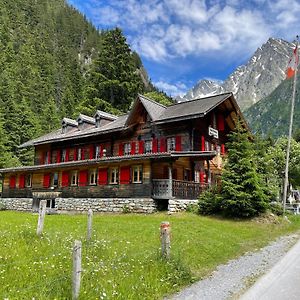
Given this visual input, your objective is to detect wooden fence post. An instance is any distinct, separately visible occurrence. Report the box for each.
[36,200,47,236]
[72,240,82,300]
[87,209,93,241]
[160,221,171,259]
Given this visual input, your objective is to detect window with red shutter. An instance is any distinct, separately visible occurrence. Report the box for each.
[175,135,182,151]
[62,171,69,187]
[138,140,144,154]
[98,168,108,185]
[43,173,51,188]
[9,176,16,189]
[118,143,124,156]
[19,174,25,189]
[79,170,88,186]
[152,138,158,153]
[120,167,131,184]
[131,141,136,155]
[160,138,166,152]
[217,113,225,131]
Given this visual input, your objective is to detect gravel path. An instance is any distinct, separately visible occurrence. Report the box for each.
[168,233,299,300]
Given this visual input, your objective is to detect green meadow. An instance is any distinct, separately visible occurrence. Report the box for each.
[1,211,300,299]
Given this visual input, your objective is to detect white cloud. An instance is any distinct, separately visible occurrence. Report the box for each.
[154,80,188,96]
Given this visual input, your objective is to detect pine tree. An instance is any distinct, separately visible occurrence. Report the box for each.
[221,120,269,217]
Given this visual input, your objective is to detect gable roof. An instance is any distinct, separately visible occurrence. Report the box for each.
[156,92,232,124]
[19,92,244,148]
[125,94,166,125]
[94,110,118,121]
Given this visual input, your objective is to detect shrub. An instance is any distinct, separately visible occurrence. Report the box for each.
[269,202,284,216]
[185,203,198,214]
[198,188,221,215]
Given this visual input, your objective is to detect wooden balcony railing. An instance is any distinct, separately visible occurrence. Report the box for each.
[152,179,208,200]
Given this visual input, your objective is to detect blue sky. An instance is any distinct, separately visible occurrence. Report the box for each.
[67,0,300,96]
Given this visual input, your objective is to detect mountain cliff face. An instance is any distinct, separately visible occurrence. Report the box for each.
[180,38,294,111]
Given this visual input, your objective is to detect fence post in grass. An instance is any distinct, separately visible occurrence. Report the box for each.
[87,209,93,241]
[36,200,47,236]
[72,240,82,300]
[160,221,171,259]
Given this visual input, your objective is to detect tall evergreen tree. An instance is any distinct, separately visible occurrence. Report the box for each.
[221,120,269,217]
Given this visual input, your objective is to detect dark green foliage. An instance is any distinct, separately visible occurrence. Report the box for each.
[0,1,149,165]
[144,91,175,106]
[198,187,222,215]
[269,202,284,216]
[81,28,144,112]
[220,121,269,217]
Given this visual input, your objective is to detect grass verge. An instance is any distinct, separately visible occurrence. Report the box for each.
[0,211,300,299]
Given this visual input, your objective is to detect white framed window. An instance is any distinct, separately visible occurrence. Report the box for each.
[71,171,78,186]
[167,137,176,152]
[145,140,152,153]
[135,142,139,154]
[89,169,97,185]
[109,167,119,184]
[78,148,82,160]
[52,172,59,187]
[132,165,143,183]
[124,143,131,155]
[95,146,101,159]
[25,174,32,187]
[194,171,200,183]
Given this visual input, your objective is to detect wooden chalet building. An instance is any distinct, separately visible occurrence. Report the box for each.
[0,93,246,213]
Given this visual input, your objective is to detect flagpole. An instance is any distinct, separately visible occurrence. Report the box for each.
[283,36,299,213]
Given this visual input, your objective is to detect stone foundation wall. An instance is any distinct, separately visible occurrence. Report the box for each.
[168,199,198,212]
[55,198,156,213]
[0,198,33,211]
[0,198,156,214]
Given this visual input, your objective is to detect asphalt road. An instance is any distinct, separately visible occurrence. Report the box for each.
[240,236,300,300]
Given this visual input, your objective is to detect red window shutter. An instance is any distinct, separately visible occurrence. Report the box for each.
[43,173,50,188]
[9,176,16,188]
[98,168,108,185]
[139,140,144,154]
[201,136,205,151]
[65,149,70,162]
[152,138,158,153]
[217,113,225,131]
[200,171,205,184]
[19,174,25,189]
[89,145,94,159]
[131,141,136,155]
[118,143,124,156]
[79,170,88,186]
[62,171,69,187]
[120,167,131,184]
[56,150,61,163]
[175,135,182,151]
[160,138,166,152]
[221,144,225,155]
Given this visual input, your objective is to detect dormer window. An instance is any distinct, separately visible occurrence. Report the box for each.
[61,118,78,134]
[77,114,96,131]
[94,110,117,128]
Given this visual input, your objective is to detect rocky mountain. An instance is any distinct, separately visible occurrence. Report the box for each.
[179,38,295,111]
[244,74,300,138]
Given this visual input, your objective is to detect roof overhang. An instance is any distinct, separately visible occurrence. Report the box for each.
[0,151,217,174]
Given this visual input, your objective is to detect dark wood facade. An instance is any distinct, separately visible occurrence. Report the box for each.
[0,93,247,203]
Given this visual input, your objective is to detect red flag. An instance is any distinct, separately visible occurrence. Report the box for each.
[286,45,299,79]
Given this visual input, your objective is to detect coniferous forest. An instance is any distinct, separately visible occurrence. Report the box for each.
[0,0,169,167]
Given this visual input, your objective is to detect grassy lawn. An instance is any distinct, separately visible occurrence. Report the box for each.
[1,211,300,299]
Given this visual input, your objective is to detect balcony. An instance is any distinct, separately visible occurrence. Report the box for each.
[152,179,208,200]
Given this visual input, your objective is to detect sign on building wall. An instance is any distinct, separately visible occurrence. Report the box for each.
[208,126,219,139]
